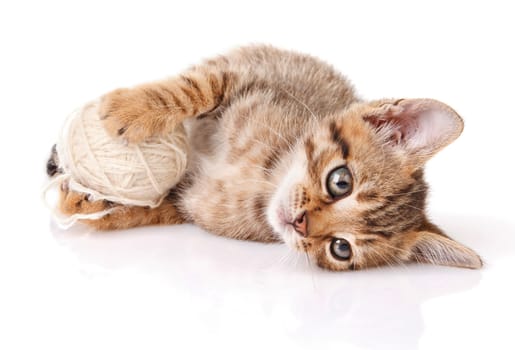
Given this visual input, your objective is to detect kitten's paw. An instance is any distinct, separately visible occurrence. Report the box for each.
[59,181,116,216]
[100,88,176,143]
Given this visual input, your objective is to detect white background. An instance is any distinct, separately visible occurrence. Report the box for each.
[1,1,514,349]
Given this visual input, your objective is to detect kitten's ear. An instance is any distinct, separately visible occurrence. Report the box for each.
[364,99,464,164]
[408,230,483,269]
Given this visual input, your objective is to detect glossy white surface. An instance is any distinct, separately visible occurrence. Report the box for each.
[1,1,514,349]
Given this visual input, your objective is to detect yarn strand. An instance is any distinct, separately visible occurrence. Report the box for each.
[134,144,162,196]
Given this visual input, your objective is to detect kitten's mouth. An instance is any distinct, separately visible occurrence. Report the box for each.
[273,204,301,244]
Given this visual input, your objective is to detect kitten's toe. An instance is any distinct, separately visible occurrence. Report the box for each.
[59,188,114,216]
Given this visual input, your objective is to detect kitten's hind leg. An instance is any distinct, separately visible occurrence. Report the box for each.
[100,61,234,143]
[58,183,186,230]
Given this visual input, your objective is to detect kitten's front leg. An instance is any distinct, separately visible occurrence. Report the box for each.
[100,67,233,143]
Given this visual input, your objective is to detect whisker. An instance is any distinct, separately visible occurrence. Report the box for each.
[280,87,320,121]
[304,252,318,290]
[375,195,426,213]
[247,164,274,176]
[364,243,399,270]
[252,120,296,150]
[276,247,295,267]
[373,239,412,256]
[234,179,279,189]
[206,201,271,222]
[251,139,285,161]
[388,199,425,213]
[385,189,428,197]
[373,141,387,184]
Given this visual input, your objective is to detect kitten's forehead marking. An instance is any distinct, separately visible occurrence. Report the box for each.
[329,120,349,159]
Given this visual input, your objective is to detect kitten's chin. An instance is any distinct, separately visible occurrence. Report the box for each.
[267,206,286,241]
[266,145,307,247]
[266,202,303,250]
[266,200,291,241]
[280,226,304,251]
[267,197,307,251]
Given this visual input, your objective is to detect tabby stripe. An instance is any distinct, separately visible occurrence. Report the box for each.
[144,89,169,111]
[304,138,315,162]
[253,195,266,217]
[165,88,187,114]
[262,149,282,175]
[329,121,349,158]
[219,72,229,102]
[364,180,427,236]
[357,191,379,202]
[153,91,170,109]
[182,75,207,106]
[179,85,199,115]
[208,73,220,100]
[308,154,321,182]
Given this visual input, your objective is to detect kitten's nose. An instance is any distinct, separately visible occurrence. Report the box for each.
[293,211,308,237]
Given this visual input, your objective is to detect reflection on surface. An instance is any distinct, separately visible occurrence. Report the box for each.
[51,214,514,349]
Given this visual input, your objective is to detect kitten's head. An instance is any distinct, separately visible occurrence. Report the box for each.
[267,98,482,271]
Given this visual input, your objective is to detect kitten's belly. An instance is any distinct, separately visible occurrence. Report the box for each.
[179,121,279,242]
[178,98,307,242]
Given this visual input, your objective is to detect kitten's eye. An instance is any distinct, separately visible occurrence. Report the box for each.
[326,166,353,198]
[330,238,352,260]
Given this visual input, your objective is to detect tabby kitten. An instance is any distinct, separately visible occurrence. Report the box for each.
[49,45,482,271]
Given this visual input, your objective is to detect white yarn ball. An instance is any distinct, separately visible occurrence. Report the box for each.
[56,101,188,207]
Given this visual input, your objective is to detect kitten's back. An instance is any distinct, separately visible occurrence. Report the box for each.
[215,45,358,119]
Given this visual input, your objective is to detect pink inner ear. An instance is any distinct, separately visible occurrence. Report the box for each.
[366,99,463,153]
[403,108,457,150]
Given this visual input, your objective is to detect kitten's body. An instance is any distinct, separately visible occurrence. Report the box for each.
[53,45,482,271]
[182,47,356,242]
